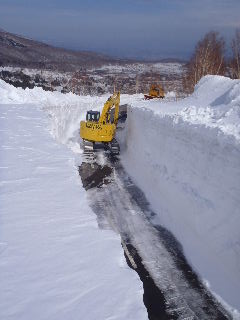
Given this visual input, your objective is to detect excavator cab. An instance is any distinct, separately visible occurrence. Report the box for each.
[86,111,100,122]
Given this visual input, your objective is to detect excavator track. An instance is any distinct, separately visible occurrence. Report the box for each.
[82,140,94,151]
[82,140,120,155]
[109,138,120,155]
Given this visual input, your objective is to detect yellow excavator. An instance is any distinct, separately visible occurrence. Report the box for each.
[144,84,165,100]
[80,92,120,154]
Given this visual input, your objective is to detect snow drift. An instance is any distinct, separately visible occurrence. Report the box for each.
[121,75,240,312]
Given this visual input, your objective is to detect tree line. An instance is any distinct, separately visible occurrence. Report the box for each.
[183,29,240,93]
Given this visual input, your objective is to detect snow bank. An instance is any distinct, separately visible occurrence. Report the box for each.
[127,75,240,141]
[122,75,240,312]
[0,78,89,105]
[0,101,146,317]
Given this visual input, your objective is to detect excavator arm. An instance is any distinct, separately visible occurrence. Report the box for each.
[99,91,120,125]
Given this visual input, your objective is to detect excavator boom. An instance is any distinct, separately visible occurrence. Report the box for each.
[99,91,120,125]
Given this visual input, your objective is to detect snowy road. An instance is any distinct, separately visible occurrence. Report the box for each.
[0,103,147,320]
[79,151,230,320]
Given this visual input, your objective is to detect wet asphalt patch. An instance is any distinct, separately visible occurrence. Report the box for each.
[78,162,112,190]
[123,240,170,320]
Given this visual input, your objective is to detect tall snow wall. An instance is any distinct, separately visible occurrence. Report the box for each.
[121,77,240,311]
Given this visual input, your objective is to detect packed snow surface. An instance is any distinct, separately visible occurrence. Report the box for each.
[0,101,146,318]
[0,75,240,317]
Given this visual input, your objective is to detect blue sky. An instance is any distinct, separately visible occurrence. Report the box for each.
[0,0,239,59]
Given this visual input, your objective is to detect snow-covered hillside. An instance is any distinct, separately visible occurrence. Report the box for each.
[0,60,184,96]
[93,62,184,75]
[0,75,240,317]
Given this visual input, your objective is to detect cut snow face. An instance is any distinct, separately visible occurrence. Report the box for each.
[122,75,240,315]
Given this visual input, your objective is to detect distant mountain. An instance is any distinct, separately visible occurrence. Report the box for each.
[0,29,119,71]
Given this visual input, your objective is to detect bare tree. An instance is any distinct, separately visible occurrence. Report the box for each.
[229,29,240,79]
[183,31,226,93]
